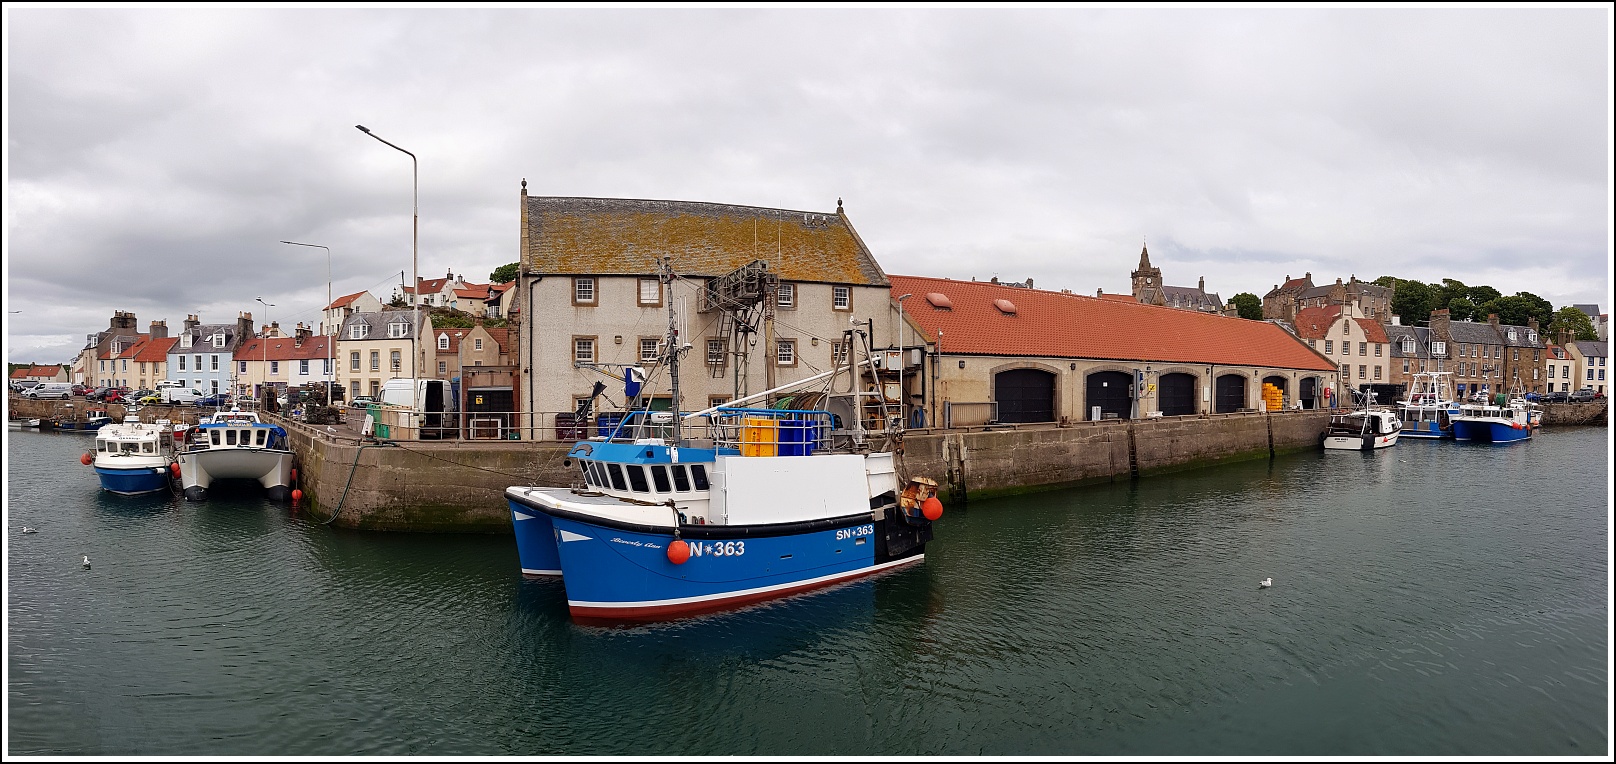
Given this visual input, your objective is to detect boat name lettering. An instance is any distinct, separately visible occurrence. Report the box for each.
[608,537,664,550]
[688,541,744,558]
[836,524,875,540]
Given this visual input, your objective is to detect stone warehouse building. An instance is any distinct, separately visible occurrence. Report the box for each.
[887,275,1342,426]
[514,187,895,435]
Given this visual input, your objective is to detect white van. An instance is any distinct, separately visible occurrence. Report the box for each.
[155,380,182,389]
[161,386,205,405]
[378,378,457,439]
[24,382,73,399]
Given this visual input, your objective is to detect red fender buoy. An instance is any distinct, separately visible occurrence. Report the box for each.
[667,539,691,565]
[291,468,298,483]
[80,453,93,466]
[921,496,944,522]
[170,462,180,476]
[291,489,303,504]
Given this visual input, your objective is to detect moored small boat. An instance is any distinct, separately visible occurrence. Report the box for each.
[1397,371,1458,439]
[1322,408,1402,451]
[88,416,173,495]
[1451,400,1536,444]
[175,407,294,501]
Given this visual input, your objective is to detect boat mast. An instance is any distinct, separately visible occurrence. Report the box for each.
[659,257,682,444]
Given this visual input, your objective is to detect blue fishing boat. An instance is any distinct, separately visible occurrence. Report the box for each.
[88,416,173,495]
[1450,398,1537,444]
[506,259,941,623]
[1396,371,1458,439]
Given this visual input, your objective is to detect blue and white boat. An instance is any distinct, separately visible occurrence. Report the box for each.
[1396,371,1459,439]
[89,416,173,495]
[175,407,295,501]
[506,260,941,623]
[1450,399,1536,444]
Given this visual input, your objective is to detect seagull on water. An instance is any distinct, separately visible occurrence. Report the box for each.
[1259,578,1272,588]
[82,555,91,569]
[21,527,37,534]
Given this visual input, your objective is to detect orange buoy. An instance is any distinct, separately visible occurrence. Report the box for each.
[921,496,944,521]
[667,539,691,565]
[291,489,303,503]
[80,453,93,466]
[291,468,297,483]
[170,462,180,476]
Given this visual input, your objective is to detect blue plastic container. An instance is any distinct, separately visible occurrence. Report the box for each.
[598,413,625,438]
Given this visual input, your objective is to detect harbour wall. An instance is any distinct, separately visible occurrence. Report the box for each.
[272,409,1334,533]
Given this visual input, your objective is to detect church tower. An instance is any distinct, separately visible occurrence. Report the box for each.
[1130,244,1165,306]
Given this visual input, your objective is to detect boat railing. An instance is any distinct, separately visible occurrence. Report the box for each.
[704,407,835,456]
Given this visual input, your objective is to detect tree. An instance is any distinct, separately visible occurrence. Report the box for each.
[1547,306,1599,342]
[1446,296,1476,322]
[1466,285,1501,306]
[428,308,473,328]
[385,290,407,308]
[1475,295,1535,327]
[1373,275,1398,289]
[1513,291,1554,328]
[1437,278,1469,312]
[1391,279,1435,324]
[1229,292,1262,320]
[489,262,519,283]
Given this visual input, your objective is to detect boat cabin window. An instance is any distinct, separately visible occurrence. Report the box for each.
[690,464,710,491]
[226,430,238,446]
[123,443,140,454]
[650,465,672,493]
[97,441,108,452]
[587,461,606,488]
[256,429,267,446]
[143,442,154,454]
[210,430,221,446]
[671,465,691,492]
[606,463,627,491]
[626,465,650,493]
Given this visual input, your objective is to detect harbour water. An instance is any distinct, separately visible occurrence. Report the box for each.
[6,426,1609,755]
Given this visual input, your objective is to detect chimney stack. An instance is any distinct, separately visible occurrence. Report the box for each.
[184,314,201,331]
[1199,276,1205,292]
[149,320,168,339]
[1487,313,1500,328]
[295,323,311,347]
[236,312,254,344]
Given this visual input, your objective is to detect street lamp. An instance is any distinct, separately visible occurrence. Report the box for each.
[281,240,333,407]
[256,297,275,406]
[896,293,913,429]
[355,125,419,381]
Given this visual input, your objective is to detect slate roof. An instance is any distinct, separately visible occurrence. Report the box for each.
[1495,322,1544,348]
[523,196,889,286]
[1445,320,1503,345]
[889,275,1335,371]
[339,310,423,340]
[1571,340,1608,358]
[172,324,244,352]
[1573,303,1601,318]
[237,335,335,361]
[1384,325,1434,358]
[1161,285,1223,311]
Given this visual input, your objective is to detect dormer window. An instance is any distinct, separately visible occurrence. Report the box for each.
[180,333,193,349]
[438,334,450,350]
[1432,341,1447,356]
[1527,330,1536,343]
[1507,328,1517,341]
[1401,338,1415,354]
[350,324,370,340]
[211,332,226,348]
[389,322,409,339]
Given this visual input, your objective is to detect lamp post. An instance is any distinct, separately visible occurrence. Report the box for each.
[356,124,419,380]
[255,297,275,406]
[896,293,913,429]
[281,240,333,407]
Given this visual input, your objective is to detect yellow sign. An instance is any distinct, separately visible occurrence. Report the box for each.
[474,395,484,405]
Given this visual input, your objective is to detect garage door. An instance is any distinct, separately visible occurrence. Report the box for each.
[1299,376,1317,409]
[994,368,1055,423]
[1214,374,1247,413]
[1158,373,1197,416]
[1086,371,1133,420]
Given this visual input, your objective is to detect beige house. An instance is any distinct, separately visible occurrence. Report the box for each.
[1291,303,1391,400]
[235,324,337,399]
[515,189,893,438]
[425,324,514,380]
[1565,340,1609,396]
[335,310,431,400]
[323,291,383,336]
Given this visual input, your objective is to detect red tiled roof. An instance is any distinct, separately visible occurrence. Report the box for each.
[1354,318,1389,344]
[1294,306,1342,340]
[236,335,334,361]
[1097,292,1137,303]
[132,336,178,363]
[889,275,1336,371]
[453,287,489,300]
[325,291,367,310]
[10,368,30,378]
[404,277,452,296]
[488,282,513,296]
[1282,276,1311,290]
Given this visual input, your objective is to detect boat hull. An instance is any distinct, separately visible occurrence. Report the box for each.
[1322,431,1400,450]
[508,496,562,576]
[94,464,171,495]
[177,448,294,500]
[1397,421,1451,439]
[1451,419,1532,443]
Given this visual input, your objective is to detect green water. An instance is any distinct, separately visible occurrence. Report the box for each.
[5,427,1608,755]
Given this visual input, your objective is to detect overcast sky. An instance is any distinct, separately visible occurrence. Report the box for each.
[5,6,1611,365]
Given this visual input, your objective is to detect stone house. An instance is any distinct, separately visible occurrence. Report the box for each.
[1263,274,1392,323]
[1490,314,1546,395]
[74,311,145,387]
[323,291,383,336]
[1129,245,1229,314]
[1290,304,1391,401]
[335,310,431,401]
[514,189,894,438]
[888,275,1342,425]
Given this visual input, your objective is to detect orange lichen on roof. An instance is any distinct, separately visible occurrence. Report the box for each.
[890,275,1336,371]
[525,198,887,286]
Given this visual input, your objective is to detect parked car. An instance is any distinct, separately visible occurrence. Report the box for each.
[139,394,163,404]
[349,395,377,409]
[71,384,90,396]
[195,393,233,407]
[102,389,130,404]
[1543,390,1570,403]
[24,382,74,400]
[1569,388,1597,402]
[86,386,114,402]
